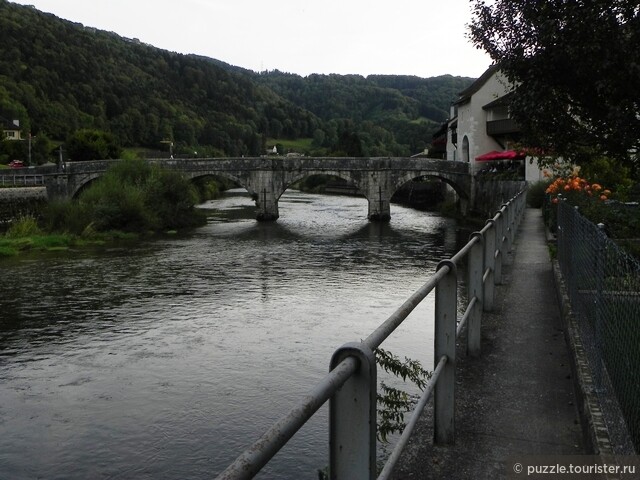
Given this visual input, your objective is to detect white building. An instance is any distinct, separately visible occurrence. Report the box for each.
[2,117,22,141]
[446,66,544,182]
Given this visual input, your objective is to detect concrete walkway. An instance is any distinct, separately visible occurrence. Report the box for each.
[393,208,585,479]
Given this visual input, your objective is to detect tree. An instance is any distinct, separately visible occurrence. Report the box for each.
[469,0,640,175]
[66,128,121,161]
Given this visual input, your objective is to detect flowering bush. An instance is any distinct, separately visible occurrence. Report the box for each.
[542,165,614,234]
[545,175,611,205]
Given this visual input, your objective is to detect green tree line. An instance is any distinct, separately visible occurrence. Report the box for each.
[0,0,473,161]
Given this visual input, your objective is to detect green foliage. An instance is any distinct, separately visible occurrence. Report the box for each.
[43,159,205,234]
[144,167,202,230]
[469,0,640,176]
[66,128,121,161]
[579,156,635,200]
[6,215,41,238]
[316,347,432,478]
[258,71,474,155]
[80,176,150,232]
[0,2,472,158]
[375,347,432,443]
[0,132,52,166]
[192,177,236,202]
[43,200,93,234]
[527,180,552,208]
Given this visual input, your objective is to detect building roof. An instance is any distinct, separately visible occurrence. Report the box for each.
[452,64,500,106]
[482,91,514,110]
[0,115,20,130]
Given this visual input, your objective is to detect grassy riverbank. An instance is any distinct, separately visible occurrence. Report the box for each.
[0,212,140,256]
[0,230,139,257]
[0,159,213,257]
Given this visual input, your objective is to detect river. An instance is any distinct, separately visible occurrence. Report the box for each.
[0,189,462,479]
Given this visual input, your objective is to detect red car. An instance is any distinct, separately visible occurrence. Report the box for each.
[8,160,24,169]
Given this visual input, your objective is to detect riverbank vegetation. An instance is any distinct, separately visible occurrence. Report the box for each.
[527,162,640,259]
[0,159,208,256]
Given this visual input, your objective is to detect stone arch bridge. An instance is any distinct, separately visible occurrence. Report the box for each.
[44,157,472,221]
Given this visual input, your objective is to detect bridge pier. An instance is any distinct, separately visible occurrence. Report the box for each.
[45,175,71,201]
[247,170,282,222]
[255,188,279,221]
[365,171,392,222]
[367,197,391,222]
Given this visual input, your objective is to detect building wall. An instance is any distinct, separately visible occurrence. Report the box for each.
[525,157,545,183]
[467,72,510,171]
[447,71,512,173]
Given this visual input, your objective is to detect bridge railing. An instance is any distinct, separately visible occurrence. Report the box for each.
[0,174,45,187]
[216,188,527,479]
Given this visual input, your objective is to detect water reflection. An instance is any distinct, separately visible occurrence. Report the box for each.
[0,189,460,479]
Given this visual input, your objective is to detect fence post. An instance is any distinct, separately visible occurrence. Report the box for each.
[329,342,377,480]
[467,233,484,357]
[493,210,504,285]
[484,219,496,311]
[502,204,513,253]
[434,260,457,445]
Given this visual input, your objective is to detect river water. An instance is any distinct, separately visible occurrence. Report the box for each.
[0,189,461,479]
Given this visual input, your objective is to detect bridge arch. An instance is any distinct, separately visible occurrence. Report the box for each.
[70,173,103,199]
[185,171,245,189]
[392,171,469,201]
[281,170,365,200]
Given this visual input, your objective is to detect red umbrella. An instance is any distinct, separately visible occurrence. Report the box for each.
[475,150,526,161]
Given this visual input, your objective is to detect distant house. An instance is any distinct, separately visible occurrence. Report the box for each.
[446,66,544,182]
[1,116,23,141]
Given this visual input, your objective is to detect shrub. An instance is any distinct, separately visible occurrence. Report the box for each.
[527,180,551,208]
[60,159,206,234]
[144,167,203,230]
[66,128,121,161]
[44,200,93,234]
[6,215,41,238]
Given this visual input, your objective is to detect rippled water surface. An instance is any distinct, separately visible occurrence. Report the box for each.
[0,190,460,479]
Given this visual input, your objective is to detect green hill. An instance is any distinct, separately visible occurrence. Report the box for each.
[0,0,474,160]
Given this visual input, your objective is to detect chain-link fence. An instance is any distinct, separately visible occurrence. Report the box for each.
[557,201,640,453]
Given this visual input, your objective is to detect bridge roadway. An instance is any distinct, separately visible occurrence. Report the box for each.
[393,208,586,479]
[36,156,472,221]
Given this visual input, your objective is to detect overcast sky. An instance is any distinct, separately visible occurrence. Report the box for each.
[12,0,492,79]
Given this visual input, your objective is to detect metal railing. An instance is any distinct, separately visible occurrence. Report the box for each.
[217,189,527,479]
[0,174,45,187]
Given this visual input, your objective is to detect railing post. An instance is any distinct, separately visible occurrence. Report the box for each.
[467,233,484,357]
[502,204,513,253]
[434,260,457,445]
[493,210,504,285]
[329,342,377,480]
[483,219,496,311]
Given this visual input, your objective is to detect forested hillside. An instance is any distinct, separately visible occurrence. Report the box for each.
[0,0,474,161]
[254,71,473,154]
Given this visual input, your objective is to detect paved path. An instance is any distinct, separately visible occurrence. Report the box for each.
[393,208,585,479]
